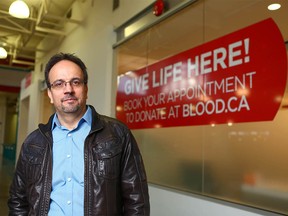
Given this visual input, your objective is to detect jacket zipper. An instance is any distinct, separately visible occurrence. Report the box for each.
[84,129,98,216]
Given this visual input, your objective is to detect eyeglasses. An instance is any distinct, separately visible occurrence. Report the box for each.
[49,78,86,90]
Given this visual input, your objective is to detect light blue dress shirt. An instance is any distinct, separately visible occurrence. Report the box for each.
[48,106,92,216]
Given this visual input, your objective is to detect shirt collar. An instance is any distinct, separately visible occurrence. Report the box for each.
[51,106,92,130]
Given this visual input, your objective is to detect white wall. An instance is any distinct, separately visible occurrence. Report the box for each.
[149,185,282,216]
[27,0,283,215]
[17,74,42,159]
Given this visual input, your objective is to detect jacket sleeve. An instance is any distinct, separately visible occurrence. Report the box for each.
[121,129,150,216]
[7,143,29,216]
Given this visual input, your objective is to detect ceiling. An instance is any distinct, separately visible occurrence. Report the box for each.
[1,0,288,73]
[0,0,79,72]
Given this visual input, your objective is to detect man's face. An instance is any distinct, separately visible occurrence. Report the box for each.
[47,60,88,116]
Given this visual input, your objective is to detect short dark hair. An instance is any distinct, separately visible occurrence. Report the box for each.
[44,53,88,88]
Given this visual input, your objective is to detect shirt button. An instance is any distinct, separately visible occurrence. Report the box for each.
[67,154,71,158]
[67,200,71,205]
[67,177,72,182]
[68,134,72,137]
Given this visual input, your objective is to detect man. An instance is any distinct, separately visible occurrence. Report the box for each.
[8,53,150,215]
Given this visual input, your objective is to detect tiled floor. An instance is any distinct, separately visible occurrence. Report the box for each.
[0,155,14,216]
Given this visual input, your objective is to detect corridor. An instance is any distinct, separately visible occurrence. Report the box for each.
[0,154,14,215]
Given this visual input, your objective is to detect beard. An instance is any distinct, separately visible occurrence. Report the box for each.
[61,95,81,113]
[61,103,80,113]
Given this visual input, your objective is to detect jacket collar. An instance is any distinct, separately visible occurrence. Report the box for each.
[88,105,104,132]
[39,105,103,135]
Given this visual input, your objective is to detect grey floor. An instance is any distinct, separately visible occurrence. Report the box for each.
[0,155,14,216]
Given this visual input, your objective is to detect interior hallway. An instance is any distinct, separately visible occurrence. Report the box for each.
[0,154,14,215]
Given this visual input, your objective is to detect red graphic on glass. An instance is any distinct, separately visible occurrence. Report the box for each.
[116,18,287,129]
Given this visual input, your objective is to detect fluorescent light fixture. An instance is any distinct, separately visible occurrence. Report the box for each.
[0,47,8,59]
[9,0,30,19]
[268,3,281,11]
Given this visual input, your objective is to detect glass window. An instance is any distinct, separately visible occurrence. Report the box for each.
[114,0,288,214]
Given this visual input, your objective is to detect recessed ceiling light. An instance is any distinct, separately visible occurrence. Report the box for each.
[9,0,30,19]
[268,3,281,11]
[0,47,8,59]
